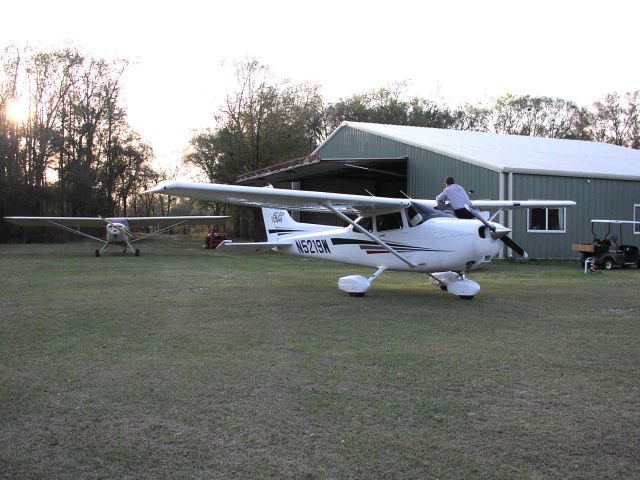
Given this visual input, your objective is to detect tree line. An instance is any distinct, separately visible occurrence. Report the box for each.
[1,50,638,241]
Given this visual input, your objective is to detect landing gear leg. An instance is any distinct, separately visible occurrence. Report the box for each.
[125,241,139,256]
[97,242,109,257]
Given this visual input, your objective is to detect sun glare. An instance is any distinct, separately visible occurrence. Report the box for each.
[5,97,30,123]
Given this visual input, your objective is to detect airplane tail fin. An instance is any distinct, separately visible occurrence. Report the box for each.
[261,208,304,242]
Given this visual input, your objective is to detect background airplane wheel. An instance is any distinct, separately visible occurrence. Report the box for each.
[95,249,100,257]
[135,249,140,257]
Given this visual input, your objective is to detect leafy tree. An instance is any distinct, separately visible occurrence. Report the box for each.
[184,59,326,238]
[489,94,586,139]
[324,82,456,129]
[589,91,639,147]
[453,103,492,132]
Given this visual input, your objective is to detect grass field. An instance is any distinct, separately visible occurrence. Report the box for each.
[1,236,639,479]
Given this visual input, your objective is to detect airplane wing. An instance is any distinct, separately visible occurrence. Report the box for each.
[412,199,576,209]
[146,181,575,214]
[469,200,576,208]
[124,216,229,227]
[145,181,411,215]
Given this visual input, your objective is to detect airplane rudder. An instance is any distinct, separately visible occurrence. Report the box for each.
[262,207,298,241]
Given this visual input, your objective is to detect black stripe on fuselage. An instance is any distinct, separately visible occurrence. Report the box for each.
[330,237,445,252]
[268,229,304,235]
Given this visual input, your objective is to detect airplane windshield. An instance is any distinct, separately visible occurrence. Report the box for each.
[407,204,454,226]
[111,218,128,227]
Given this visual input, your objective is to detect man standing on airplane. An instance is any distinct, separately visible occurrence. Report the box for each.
[436,176,474,219]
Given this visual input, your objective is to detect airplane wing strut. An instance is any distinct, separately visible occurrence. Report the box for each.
[46,220,107,244]
[322,202,417,268]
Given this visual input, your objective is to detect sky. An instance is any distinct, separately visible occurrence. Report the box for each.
[2,0,639,171]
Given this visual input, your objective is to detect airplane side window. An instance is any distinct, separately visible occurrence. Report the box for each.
[356,216,373,232]
[376,212,403,232]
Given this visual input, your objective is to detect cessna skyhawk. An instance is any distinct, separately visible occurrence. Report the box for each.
[145,181,575,299]
[4,215,228,256]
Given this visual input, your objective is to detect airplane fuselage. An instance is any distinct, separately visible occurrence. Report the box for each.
[272,217,501,273]
[105,222,132,244]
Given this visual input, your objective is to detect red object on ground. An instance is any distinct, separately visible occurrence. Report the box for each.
[203,231,228,249]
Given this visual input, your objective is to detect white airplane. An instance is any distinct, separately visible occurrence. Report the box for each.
[4,215,229,256]
[145,181,575,299]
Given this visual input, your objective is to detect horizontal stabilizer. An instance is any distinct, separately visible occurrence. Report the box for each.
[215,240,290,253]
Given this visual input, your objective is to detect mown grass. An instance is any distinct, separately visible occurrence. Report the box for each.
[1,237,639,479]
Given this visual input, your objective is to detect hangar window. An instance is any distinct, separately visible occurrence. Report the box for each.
[527,207,566,233]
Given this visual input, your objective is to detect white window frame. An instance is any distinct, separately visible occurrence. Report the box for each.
[527,207,567,233]
[634,204,640,235]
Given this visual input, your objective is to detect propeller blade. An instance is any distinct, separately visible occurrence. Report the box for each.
[464,205,496,231]
[500,235,528,258]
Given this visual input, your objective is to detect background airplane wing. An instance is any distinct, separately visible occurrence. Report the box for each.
[146,181,411,215]
[5,215,229,228]
[5,216,107,227]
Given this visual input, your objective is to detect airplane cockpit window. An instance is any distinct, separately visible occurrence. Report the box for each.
[407,204,454,226]
[355,216,373,232]
[376,212,403,232]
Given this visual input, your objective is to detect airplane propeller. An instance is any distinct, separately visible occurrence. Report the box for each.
[499,234,528,258]
[100,215,130,237]
[464,205,528,258]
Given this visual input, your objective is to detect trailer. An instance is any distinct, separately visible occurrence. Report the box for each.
[572,220,640,270]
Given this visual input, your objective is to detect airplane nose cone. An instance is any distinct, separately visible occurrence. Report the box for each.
[490,224,511,239]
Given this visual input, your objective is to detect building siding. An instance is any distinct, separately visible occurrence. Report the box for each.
[512,174,640,258]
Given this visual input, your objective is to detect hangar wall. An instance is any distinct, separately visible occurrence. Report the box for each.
[512,174,640,257]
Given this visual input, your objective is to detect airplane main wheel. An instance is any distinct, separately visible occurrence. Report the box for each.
[95,249,100,257]
[135,249,140,257]
[440,285,448,291]
[459,295,475,300]
[348,292,366,297]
